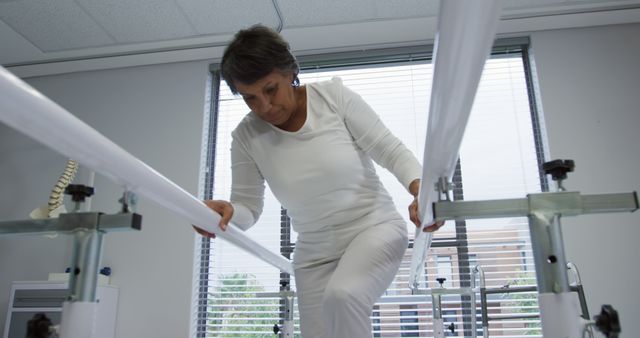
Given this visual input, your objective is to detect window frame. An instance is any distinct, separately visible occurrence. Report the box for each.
[197,36,544,337]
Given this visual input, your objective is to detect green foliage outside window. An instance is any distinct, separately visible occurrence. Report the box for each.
[504,271,541,336]
[208,273,280,337]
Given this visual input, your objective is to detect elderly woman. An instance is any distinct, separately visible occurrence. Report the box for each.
[196,25,442,338]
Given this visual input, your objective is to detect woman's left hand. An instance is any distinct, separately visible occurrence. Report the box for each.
[408,196,421,228]
[408,179,445,232]
[423,220,445,232]
[409,197,445,232]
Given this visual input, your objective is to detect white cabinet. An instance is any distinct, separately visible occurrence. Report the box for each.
[3,282,118,338]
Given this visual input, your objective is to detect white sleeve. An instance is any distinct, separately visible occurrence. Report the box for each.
[229,134,265,230]
[337,78,422,191]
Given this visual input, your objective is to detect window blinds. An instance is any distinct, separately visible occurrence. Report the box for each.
[197,43,544,337]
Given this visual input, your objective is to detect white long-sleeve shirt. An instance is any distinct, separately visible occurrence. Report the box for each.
[229,77,421,268]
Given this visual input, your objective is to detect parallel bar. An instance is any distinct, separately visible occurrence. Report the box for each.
[582,192,639,214]
[432,192,638,221]
[434,198,529,221]
[0,65,293,275]
[377,293,477,303]
[483,285,583,295]
[0,218,62,236]
[484,286,537,295]
[488,313,540,321]
[409,0,504,289]
[0,212,142,235]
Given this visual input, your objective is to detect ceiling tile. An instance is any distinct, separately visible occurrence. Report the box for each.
[504,0,635,10]
[77,0,196,43]
[280,0,377,27]
[176,0,280,35]
[371,0,439,18]
[0,0,113,52]
[279,0,435,27]
[2,0,640,65]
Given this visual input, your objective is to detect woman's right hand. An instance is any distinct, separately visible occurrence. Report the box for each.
[192,200,234,238]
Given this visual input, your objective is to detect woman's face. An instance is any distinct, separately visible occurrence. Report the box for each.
[235,70,299,127]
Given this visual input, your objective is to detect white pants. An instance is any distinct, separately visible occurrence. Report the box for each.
[294,220,408,338]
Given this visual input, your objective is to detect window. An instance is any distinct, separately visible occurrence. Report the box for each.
[400,307,420,337]
[196,39,545,337]
[372,305,381,337]
[443,310,458,337]
[436,256,453,288]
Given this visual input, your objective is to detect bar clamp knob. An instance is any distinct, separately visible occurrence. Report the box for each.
[447,322,455,334]
[64,184,94,202]
[594,304,621,338]
[26,313,56,338]
[542,159,575,181]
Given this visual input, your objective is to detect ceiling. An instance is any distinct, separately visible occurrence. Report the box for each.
[1,0,640,70]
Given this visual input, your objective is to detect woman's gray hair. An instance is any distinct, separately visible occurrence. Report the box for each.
[220,25,300,94]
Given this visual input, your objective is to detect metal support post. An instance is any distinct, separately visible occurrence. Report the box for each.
[432,291,444,338]
[474,262,596,338]
[472,265,490,338]
[281,290,295,337]
[436,165,637,338]
[527,191,588,337]
[436,185,638,337]
[68,228,104,302]
[469,285,477,338]
[60,211,140,338]
[414,279,477,338]
[257,287,296,337]
[567,262,590,320]
[0,191,142,338]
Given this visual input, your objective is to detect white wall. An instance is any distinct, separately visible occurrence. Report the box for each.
[531,23,640,336]
[0,60,209,337]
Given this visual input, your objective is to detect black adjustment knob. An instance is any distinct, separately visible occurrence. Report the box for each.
[273,324,280,334]
[64,184,95,202]
[436,278,447,286]
[447,322,455,334]
[280,280,289,291]
[594,305,621,338]
[27,313,53,338]
[542,159,575,181]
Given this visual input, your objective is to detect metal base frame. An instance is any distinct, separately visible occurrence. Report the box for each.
[0,211,141,337]
[434,188,637,338]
